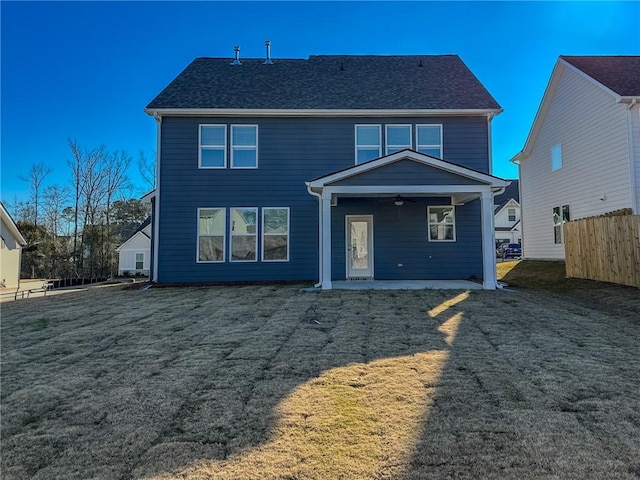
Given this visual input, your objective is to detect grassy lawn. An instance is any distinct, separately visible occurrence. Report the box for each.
[1,278,639,479]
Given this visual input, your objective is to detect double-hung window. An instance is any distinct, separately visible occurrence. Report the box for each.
[262,208,290,261]
[135,253,144,270]
[198,208,225,262]
[385,125,412,154]
[508,208,516,222]
[231,125,258,168]
[230,208,258,261]
[199,125,227,168]
[428,206,456,242]
[355,125,382,164]
[416,125,443,158]
[553,204,570,244]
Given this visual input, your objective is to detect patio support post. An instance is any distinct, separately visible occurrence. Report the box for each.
[321,193,332,289]
[481,190,497,289]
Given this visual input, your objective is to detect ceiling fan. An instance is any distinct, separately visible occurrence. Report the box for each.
[392,195,416,206]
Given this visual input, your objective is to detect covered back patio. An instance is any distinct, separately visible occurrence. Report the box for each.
[306,150,510,290]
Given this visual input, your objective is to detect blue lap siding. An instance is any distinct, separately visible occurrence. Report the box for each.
[156,116,489,283]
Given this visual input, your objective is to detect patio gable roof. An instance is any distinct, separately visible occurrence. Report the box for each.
[307,150,509,191]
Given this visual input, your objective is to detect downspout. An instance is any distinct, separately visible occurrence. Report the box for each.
[487,113,495,174]
[152,113,162,282]
[625,98,638,213]
[491,186,506,289]
[306,184,323,288]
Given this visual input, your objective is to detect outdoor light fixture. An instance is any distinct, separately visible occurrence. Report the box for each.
[394,196,404,206]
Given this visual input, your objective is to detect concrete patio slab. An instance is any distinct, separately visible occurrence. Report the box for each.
[330,280,483,290]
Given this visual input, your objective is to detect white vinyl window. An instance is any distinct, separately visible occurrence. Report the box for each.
[508,208,516,222]
[553,204,570,244]
[230,208,258,261]
[231,125,258,168]
[355,125,382,164]
[262,208,290,262]
[198,208,226,262]
[551,143,563,171]
[416,125,443,158]
[199,125,227,168]
[385,125,412,154]
[428,206,456,242]
[135,253,144,270]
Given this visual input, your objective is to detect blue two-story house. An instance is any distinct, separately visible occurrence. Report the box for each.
[145,52,508,289]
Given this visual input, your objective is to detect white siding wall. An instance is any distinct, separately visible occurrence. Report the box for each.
[117,232,151,275]
[1,218,22,288]
[520,65,632,260]
[494,201,520,228]
[631,104,640,213]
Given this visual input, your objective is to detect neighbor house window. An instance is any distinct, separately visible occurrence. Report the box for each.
[231,125,258,168]
[355,125,382,164]
[552,204,570,244]
[230,208,258,261]
[385,125,412,154]
[508,208,516,222]
[135,253,144,270]
[428,206,455,241]
[262,208,290,262]
[551,143,563,171]
[199,125,227,168]
[416,125,443,158]
[198,208,226,262]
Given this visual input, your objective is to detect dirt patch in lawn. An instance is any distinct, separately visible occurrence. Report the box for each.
[1,284,639,479]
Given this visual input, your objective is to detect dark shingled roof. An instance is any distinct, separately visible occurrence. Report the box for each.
[561,56,640,97]
[147,55,501,110]
[494,180,519,212]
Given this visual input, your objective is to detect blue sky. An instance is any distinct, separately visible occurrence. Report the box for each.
[2,1,639,204]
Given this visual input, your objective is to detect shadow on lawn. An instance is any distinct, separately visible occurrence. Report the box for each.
[132,288,465,480]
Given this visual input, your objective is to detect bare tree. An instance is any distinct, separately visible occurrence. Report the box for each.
[103,150,131,276]
[43,184,71,277]
[137,150,156,191]
[19,162,52,235]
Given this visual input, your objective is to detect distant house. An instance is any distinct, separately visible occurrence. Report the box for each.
[494,180,521,246]
[0,203,27,289]
[115,217,151,276]
[512,56,640,259]
[144,52,509,289]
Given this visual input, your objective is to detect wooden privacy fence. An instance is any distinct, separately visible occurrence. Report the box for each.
[564,214,640,288]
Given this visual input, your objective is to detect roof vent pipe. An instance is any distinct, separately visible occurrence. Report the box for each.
[231,46,241,65]
[264,40,273,65]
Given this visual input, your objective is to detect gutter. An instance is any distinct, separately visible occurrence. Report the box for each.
[306,183,323,288]
[144,108,504,118]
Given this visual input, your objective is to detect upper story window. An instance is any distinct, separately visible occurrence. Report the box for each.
[428,206,456,242]
[385,125,412,154]
[231,125,258,168]
[551,143,563,171]
[508,208,516,222]
[199,125,227,168]
[355,125,382,164]
[416,125,443,158]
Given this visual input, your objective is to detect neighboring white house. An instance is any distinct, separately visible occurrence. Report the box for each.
[0,203,27,289]
[116,218,151,276]
[511,56,640,259]
[494,180,521,246]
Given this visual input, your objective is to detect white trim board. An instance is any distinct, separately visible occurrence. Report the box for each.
[146,108,502,118]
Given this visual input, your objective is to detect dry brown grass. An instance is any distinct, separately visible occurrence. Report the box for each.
[1,283,639,479]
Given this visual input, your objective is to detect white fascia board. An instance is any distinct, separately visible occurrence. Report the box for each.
[308,150,509,189]
[140,189,156,203]
[0,204,27,246]
[115,231,147,252]
[510,58,565,163]
[145,108,502,118]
